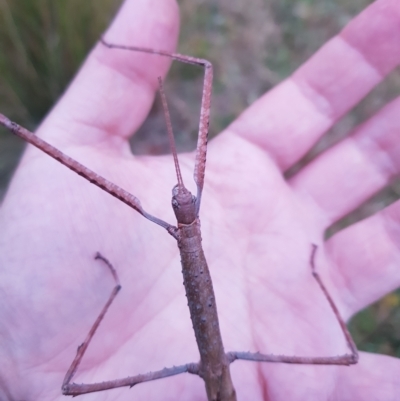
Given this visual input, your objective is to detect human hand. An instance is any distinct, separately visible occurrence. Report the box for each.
[0,0,399,400]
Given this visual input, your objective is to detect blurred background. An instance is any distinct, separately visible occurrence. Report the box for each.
[0,0,399,357]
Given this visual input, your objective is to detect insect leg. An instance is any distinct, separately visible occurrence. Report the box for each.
[63,363,200,396]
[227,245,358,366]
[62,253,200,396]
[0,113,174,231]
[62,253,122,392]
[100,38,213,215]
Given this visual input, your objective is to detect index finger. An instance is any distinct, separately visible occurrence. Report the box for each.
[227,0,400,171]
[37,0,179,148]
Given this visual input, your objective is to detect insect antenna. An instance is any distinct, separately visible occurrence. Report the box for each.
[157,77,186,191]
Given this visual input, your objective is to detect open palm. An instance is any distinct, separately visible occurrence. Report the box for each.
[1,0,399,400]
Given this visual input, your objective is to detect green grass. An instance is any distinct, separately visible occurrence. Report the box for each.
[0,0,121,125]
[0,0,121,196]
[0,0,399,358]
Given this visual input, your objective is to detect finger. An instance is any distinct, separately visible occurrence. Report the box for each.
[325,201,400,316]
[37,0,179,149]
[290,96,400,224]
[337,352,400,400]
[226,0,400,171]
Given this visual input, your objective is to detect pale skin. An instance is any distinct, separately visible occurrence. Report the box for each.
[1,0,400,400]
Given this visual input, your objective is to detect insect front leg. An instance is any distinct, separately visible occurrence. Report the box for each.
[99,38,213,216]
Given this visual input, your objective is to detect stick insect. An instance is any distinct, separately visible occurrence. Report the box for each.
[0,37,358,401]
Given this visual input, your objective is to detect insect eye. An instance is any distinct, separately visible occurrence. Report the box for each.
[172,198,179,208]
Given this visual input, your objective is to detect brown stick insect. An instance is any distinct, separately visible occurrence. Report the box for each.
[0,38,358,401]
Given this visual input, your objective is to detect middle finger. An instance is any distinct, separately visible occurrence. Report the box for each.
[290,96,400,224]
